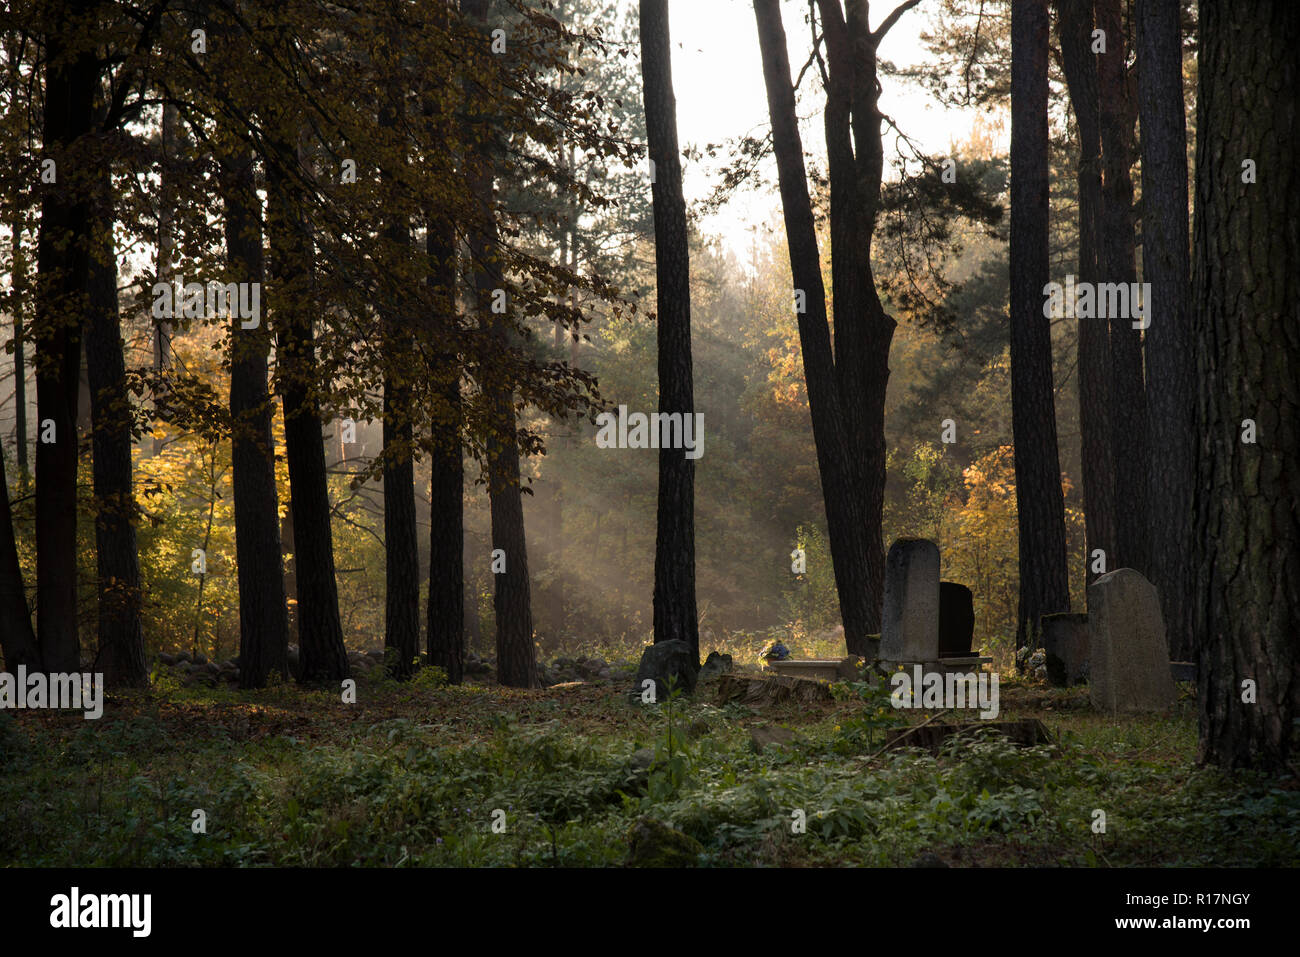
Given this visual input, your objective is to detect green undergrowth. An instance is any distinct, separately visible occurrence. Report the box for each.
[1,670,1296,867]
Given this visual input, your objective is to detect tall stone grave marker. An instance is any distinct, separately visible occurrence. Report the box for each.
[1089,569,1175,712]
[880,539,941,663]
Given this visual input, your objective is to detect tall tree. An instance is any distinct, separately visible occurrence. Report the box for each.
[1057,0,1118,599]
[378,83,420,680]
[1009,0,1069,651]
[1096,0,1150,574]
[464,0,536,688]
[1136,0,1194,660]
[639,0,699,660]
[33,0,100,673]
[266,146,349,684]
[85,152,146,686]
[753,0,874,653]
[225,137,290,689]
[1191,0,1298,771]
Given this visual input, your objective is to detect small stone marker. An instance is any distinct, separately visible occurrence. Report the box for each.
[937,582,975,658]
[880,539,941,663]
[1041,612,1089,687]
[633,639,698,701]
[1088,569,1175,712]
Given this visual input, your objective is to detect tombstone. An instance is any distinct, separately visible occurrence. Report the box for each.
[880,539,941,663]
[937,582,975,657]
[1088,569,1175,712]
[1041,612,1089,686]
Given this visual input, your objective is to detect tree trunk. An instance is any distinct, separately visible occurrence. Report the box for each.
[1009,0,1070,652]
[1191,0,1299,771]
[1058,0,1117,600]
[85,161,146,686]
[424,30,465,686]
[1136,0,1194,661]
[464,0,536,688]
[34,4,98,673]
[226,143,290,689]
[0,446,39,670]
[11,212,29,484]
[267,149,349,684]
[151,102,177,455]
[753,0,874,654]
[379,94,421,680]
[640,0,699,661]
[1096,0,1150,574]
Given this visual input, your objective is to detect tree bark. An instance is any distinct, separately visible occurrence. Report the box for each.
[226,143,290,689]
[0,445,39,670]
[1096,0,1150,574]
[1057,0,1117,600]
[1009,0,1070,651]
[640,0,699,661]
[1191,0,1299,771]
[267,149,349,684]
[378,93,421,680]
[1136,0,1194,660]
[151,101,177,455]
[753,0,874,654]
[85,159,146,686]
[464,0,536,688]
[11,211,29,484]
[34,1,98,673]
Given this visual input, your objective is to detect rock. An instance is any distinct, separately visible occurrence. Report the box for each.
[158,652,178,666]
[937,582,975,658]
[193,653,208,666]
[220,660,236,672]
[1089,568,1176,713]
[206,662,221,676]
[629,748,655,771]
[633,640,699,701]
[699,651,733,681]
[749,725,796,751]
[880,539,941,664]
[912,852,949,868]
[627,818,702,868]
[367,650,385,660]
[1041,613,1090,686]
[175,651,192,664]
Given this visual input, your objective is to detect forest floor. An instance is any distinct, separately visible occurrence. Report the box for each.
[2,664,1297,867]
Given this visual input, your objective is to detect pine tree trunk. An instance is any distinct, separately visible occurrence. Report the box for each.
[11,212,29,484]
[1136,0,1194,660]
[226,144,289,689]
[1010,0,1070,652]
[0,447,39,670]
[753,0,875,655]
[1058,0,1117,599]
[85,162,146,686]
[151,102,177,455]
[1096,0,1150,574]
[267,150,348,684]
[379,96,420,680]
[1191,0,1299,771]
[640,0,699,660]
[424,38,465,685]
[464,0,536,689]
[34,6,98,673]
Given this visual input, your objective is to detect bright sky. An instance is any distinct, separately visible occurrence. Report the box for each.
[664,0,1000,258]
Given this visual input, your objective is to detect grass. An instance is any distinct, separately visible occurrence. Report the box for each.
[1,663,1296,867]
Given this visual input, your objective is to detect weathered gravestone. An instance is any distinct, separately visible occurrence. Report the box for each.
[880,539,941,665]
[1041,612,1090,687]
[938,582,975,658]
[1088,569,1175,712]
[633,639,698,701]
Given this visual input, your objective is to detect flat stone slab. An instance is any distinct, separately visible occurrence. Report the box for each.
[766,657,859,682]
[1089,568,1176,713]
[879,657,993,676]
[716,673,834,707]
